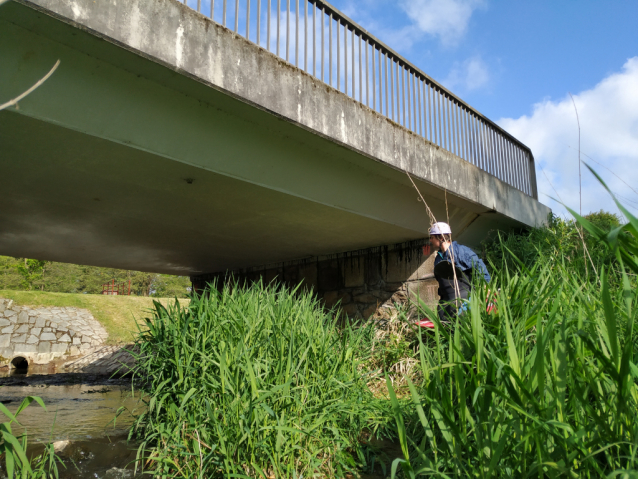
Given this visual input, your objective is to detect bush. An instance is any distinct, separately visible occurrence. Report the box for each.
[483,210,625,288]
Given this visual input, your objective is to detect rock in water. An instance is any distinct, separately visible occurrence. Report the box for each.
[52,439,70,453]
[104,467,135,479]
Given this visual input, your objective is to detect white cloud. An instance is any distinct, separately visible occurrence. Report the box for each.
[498,57,638,218]
[443,56,490,92]
[399,0,486,46]
[339,0,484,50]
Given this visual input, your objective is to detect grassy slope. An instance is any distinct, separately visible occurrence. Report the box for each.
[0,290,188,344]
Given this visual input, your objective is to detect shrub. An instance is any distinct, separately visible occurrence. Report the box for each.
[482,210,625,287]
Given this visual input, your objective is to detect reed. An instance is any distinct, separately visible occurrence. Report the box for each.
[388,188,638,478]
[0,395,60,479]
[131,281,389,478]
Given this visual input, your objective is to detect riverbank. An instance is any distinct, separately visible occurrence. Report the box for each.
[0,290,188,344]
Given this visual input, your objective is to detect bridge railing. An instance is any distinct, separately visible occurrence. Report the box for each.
[182,0,538,199]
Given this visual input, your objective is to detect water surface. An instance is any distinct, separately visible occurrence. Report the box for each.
[1,370,142,478]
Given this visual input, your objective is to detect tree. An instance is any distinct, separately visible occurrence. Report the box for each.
[0,256,191,297]
[0,256,22,290]
[14,258,49,291]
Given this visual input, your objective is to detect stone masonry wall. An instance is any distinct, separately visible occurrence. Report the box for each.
[0,299,108,368]
[192,240,440,320]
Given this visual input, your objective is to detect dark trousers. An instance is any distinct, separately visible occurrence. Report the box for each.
[437,283,470,322]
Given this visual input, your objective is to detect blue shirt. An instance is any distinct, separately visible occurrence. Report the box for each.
[433,241,491,283]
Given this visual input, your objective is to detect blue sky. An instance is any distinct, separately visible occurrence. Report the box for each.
[327,0,638,218]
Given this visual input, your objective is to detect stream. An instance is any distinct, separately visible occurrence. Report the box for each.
[0,367,142,478]
[1,368,398,478]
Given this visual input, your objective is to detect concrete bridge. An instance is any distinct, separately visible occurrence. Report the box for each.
[0,0,549,316]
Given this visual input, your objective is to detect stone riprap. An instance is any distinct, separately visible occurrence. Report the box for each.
[0,299,108,367]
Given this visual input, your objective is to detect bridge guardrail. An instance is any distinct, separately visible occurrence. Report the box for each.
[183,0,538,199]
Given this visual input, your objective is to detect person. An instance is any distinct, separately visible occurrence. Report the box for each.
[429,222,490,323]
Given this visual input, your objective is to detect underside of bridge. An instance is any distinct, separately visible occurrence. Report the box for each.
[0,0,550,312]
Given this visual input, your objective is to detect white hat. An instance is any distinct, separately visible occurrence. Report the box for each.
[429,222,452,235]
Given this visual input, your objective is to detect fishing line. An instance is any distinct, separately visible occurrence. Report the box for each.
[405,171,461,315]
[444,188,462,302]
[562,144,638,198]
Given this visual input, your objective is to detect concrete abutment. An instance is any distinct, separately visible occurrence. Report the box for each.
[192,239,442,319]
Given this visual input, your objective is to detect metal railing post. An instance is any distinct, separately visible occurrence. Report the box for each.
[417,77,422,136]
[321,8,324,82]
[235,0,239,32]
[345,26,349,96]
[246,0,250,39]
[446,96,452,153]
[383,53,388,117]
[257,0,261,44]
[529,152,539,199]
[421,79,427,140]
[497,131,505,181]
[415,76,420,134]
[359,35,363,103]
[286,0,290,61]
[329,13,332,86]
[437,89,443,148]
[276,0,280,56]
[390,59,395,121]
[351,28,355,99]
[267,0,271,51]
[365,39,369,107]
[402,66,406,128]
[337,21,343,91]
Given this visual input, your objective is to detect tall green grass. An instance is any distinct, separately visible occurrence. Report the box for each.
[389,262,637,478]
[0,396,60,479]
[131,281,388,478]
[388,179,638,478]
[131,168,638,478]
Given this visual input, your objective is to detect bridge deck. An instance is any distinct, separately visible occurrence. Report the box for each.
[0,0,549,276]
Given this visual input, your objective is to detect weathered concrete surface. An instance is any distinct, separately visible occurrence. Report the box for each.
[0,299,108,368]
[195,239,441,320]
[0,0,550,276]
[13,0,546,224]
